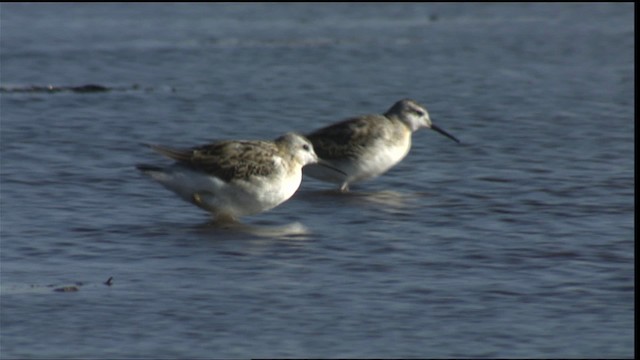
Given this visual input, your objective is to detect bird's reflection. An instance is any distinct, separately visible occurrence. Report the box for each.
[194,219,311,239]
[296,188,417,211]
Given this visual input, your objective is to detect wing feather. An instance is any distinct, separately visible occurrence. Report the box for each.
[146,140,281,182]
[307,115,391,160]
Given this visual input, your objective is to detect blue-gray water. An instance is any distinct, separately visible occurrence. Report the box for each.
[0,3,634,358]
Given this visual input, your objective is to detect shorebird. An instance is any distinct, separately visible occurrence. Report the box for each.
[137,132,326,222]
[304,99,459,192]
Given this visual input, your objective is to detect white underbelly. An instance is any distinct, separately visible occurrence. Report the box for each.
[149,165,302,217]
[350,137,411,183]
[304,131,412,186]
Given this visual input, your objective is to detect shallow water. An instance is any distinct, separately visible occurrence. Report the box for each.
[0,3,634,358]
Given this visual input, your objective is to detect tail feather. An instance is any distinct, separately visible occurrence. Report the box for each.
[143,143,192,162]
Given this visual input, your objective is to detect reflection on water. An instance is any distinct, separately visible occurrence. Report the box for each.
[194,220,311,239]
[297,189,418,211]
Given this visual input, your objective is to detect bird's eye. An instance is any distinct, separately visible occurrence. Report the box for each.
[415,110,425,117]
[303,144,311,151]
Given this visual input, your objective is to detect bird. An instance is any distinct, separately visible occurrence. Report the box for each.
[136,132,327,223]
[304,99,459,192]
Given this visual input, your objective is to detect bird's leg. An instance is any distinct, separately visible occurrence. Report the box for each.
[339,182,350,193]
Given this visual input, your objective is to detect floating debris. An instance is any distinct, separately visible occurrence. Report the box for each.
[53,286,79,293]
[67,84,110,93]
[0,83,151,94]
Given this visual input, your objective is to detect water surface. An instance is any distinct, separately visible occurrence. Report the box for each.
[0,3,634,358]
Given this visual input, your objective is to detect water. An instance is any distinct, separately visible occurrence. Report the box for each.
[0,3,634,358]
